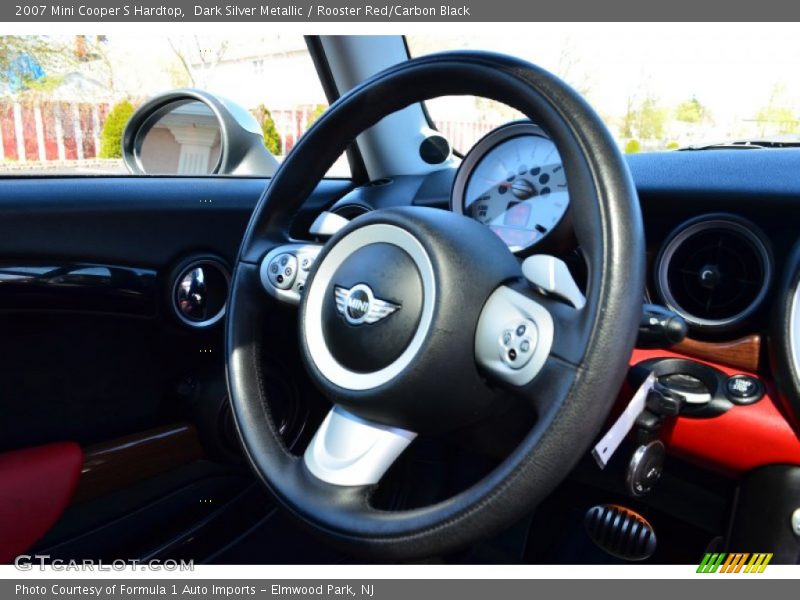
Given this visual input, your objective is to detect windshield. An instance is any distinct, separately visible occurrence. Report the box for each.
[407,24,800,153]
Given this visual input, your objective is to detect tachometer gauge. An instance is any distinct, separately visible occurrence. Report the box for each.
[451,122,569,254]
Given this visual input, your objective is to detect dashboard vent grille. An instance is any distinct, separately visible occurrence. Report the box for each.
[584,504,656,561]
[656,216,772,330]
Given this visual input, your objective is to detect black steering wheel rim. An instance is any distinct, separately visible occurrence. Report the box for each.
[226,51,645,559]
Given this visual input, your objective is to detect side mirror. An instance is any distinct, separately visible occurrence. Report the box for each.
[122,89,279,176]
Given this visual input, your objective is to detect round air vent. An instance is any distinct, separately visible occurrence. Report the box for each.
[171,256,229,328]
[655,215,773,331]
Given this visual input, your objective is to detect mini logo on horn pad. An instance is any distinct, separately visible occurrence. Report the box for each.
[334,284,400,326]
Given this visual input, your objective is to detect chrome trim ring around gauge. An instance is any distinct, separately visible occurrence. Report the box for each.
[451,121,569,254]
[655,217,773,330]
[171,258,230,328]
[452,122,550,215]
[303,224,436,392]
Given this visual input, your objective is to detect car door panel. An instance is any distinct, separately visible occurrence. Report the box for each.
[0,175,351,562]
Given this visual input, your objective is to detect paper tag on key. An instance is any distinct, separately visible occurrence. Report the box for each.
[591,372,656,469]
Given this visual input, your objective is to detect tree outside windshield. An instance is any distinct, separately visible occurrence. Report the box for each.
[0,35,347,176]
[408,24,800,153]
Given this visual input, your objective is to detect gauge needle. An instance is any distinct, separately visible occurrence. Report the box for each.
[477,177,514,189]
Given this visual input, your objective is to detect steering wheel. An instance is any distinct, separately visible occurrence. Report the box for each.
[226,51,645,559]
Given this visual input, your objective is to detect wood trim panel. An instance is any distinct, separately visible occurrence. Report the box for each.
[672,334,761,373]
[72,423,204,504]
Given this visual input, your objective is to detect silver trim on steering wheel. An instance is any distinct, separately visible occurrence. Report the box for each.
[304,406,417,486]
[303,224,436,391]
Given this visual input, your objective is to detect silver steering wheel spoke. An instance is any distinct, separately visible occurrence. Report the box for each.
[259,243,323,305]
[476,254,587,387]
[475,285,555,387]
[303,406,417,486]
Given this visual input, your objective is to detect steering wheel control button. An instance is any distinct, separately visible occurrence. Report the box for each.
[626,440,666,497]
[725,374,764,405]
[476,287,554,386]
[259,244,322,305]
[321,243,422,373]
[498,319,538,370]
[268,253,298,290]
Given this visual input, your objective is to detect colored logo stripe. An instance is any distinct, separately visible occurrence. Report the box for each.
[697,553,726,573]
[720,553,748,573]
[697,553,772,573]
[744,553,773,573]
